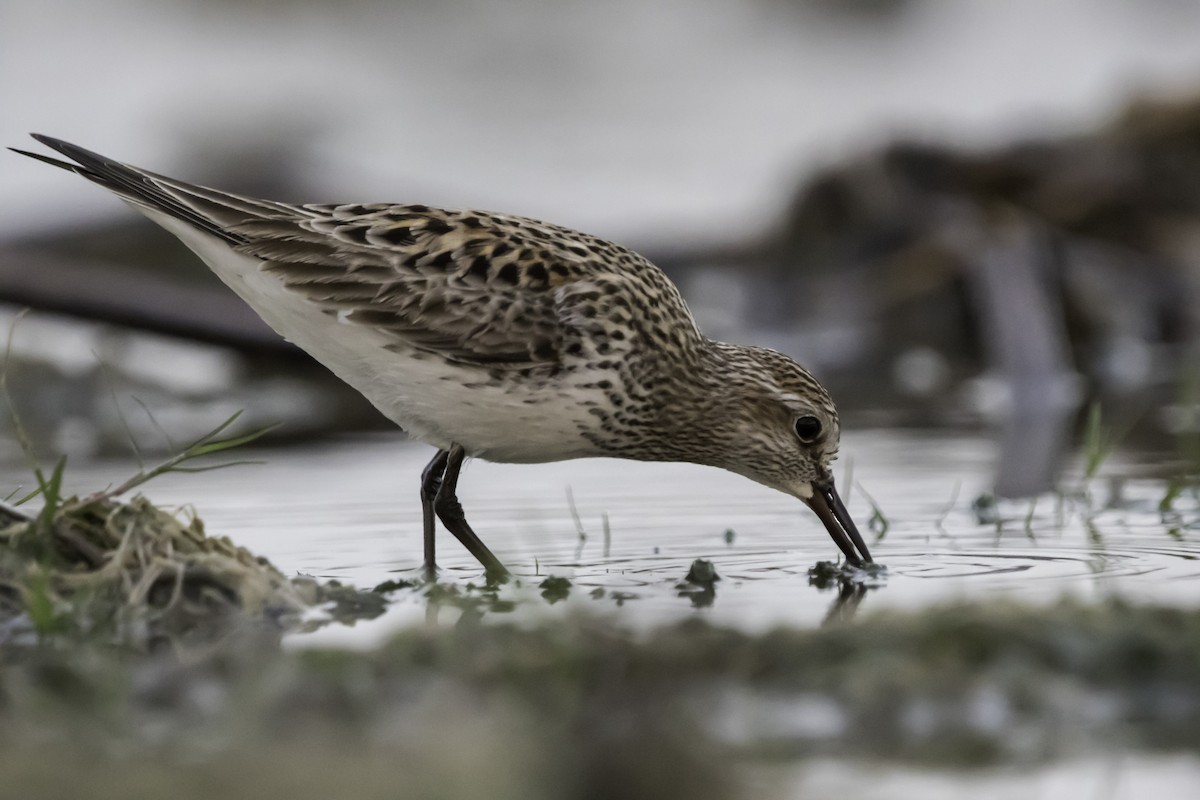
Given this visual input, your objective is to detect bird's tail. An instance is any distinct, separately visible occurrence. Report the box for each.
[10,134,297,245]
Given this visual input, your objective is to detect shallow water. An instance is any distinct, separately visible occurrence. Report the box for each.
[7,428,1197,645]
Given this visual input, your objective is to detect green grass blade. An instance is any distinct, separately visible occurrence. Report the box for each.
[1082,401,1110,480]
[33,456,67,533]
[86,412,278,503]
[1160,479,1184,513]
[854,481,889,541]
[182,410,246,451]
[186,423,281,458]
[169,460,267,474]
[13,485,44,506]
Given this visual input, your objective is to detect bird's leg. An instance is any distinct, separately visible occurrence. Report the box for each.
[419,449,450,578]
[433,444,510,580]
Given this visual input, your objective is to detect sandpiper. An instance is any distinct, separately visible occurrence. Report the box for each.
[12,135,873,578]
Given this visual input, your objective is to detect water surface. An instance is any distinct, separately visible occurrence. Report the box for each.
[9,429,1196,645]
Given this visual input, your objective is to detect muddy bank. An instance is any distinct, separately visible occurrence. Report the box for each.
[2,598,1199,799]
[0,489,386,649]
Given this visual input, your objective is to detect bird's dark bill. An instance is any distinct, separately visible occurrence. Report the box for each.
[805,478,873,567]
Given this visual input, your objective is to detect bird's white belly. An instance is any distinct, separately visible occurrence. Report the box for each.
[152,212,598,463]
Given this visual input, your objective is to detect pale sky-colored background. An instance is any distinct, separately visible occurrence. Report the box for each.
[5,0,1200,251]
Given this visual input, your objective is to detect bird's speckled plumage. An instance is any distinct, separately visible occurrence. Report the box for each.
[13,134,872,572]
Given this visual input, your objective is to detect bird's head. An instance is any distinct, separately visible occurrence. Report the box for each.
[696,343,873,567]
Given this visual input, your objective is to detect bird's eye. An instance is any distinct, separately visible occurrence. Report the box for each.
[794,415,822,443]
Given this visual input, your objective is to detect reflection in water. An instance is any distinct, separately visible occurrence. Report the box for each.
[677,558,721,608]
[806,561,888,624]
[406,555,890,626]
[678,582,717,608]
[819,581,871,625]
[539,576,573,604]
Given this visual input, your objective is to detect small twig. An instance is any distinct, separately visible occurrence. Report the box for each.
[55,527,108,569]
[127,560,166,608]
[0,497,33,525]
[566,486,587,559]
[854,480,889,541]
[933,479,962,539]
[164,560,187,610]
[105,514,142,584]
[1023,496,1038,541]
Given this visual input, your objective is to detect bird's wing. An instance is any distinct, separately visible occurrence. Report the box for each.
[236,204,633,366]
[13,134,676,368]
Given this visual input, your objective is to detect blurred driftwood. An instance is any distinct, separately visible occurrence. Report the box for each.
[0,136,322,356]
[0,247,296,357]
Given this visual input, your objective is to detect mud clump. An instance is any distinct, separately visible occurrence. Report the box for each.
[0,494,381,648]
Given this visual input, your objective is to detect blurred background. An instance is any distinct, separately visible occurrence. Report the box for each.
[5,0,1200,495]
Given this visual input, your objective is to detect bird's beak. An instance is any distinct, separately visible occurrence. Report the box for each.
[802,475,873,567]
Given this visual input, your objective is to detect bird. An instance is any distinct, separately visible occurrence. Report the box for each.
[11,134,873,580]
